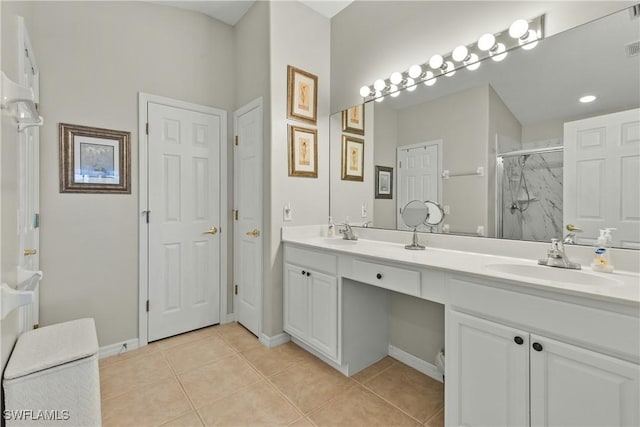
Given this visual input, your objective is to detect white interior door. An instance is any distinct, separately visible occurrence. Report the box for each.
[147,101,224,341]
[396,140,442,230]
[564,109,640,248]
[233,99,263,337]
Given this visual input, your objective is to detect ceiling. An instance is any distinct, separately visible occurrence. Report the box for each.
[149,0,353,26]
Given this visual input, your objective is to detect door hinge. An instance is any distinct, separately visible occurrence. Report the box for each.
[146,300,150,312]
[235,135,239,146]
[142,210,150,223]
[146,122,149,135]
[234,285,238,295]
[233,210,239,221]
[33,323,39,330]
[399,161,402,168]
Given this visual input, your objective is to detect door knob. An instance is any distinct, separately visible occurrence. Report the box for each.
[246,229,260,238]
[24,249,37,256]
[203,227,218,235]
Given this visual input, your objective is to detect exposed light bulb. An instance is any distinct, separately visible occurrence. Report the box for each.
[408,64,422,79]
[428,54,444,70]
[359,86,371,97]
[520,31,539,50]
[579,95,597,103]
[406,78,416,91]
[390,84,400,97]
[452,45,469,62]
[478,33,496,51]
[490,43,508,62]
[465,53,481,71]
[444,61,456,77]
[423,71,436,86]
[375,91,384,102]
[509,19,529,39]
[390,72,403,85]
[374,79,387,91]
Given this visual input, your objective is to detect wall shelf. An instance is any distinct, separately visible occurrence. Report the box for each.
[1,71,44,132]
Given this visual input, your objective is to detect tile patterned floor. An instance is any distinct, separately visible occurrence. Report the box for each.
[99,322,444,426]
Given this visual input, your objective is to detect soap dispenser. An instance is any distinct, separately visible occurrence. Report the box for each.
[591,228,616,273]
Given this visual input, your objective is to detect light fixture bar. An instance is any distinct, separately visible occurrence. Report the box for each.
[359,14,545,102]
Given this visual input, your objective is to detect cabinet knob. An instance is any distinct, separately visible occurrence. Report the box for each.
[376,273,382,279]
[532,342,543,352]
[301,270,306,275]
[306,272,311,277]
[514,336,524,345]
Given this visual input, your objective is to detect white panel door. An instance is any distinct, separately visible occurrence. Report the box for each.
[447,311,530,427]
[233,99,263,337]
[307,271,338,359]
[148,102,222,341]
[397,141,442,230]
[530,335,639,427]
[564,109,640,248]
[283,263,308,339]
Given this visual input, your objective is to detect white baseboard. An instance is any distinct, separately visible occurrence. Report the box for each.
[259,332,290,348]
[99,338,140,359]
[223,313,236,323]
[388,344,444,383]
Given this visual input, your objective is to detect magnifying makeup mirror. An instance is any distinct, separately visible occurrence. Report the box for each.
[402,200,429,250]
[424,200,445,230]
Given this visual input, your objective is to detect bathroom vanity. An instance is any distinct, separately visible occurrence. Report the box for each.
[282,227,640,426]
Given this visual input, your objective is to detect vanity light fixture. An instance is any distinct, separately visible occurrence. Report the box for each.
[579,95,597,103]
[359,14,544,102]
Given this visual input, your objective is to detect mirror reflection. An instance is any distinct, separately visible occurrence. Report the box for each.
[329,7,640,249]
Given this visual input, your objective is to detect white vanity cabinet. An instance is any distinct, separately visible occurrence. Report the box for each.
[283,246,339,361]
[446,276,640,427]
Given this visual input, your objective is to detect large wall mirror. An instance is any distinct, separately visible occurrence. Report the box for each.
[330,6,640,249]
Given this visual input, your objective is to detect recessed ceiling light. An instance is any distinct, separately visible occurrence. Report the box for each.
[579,95,597,103]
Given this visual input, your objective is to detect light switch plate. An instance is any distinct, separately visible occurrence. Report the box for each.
[283,203,292,221]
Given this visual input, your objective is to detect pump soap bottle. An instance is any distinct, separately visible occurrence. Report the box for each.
[328,216,335,237]
[591,228,616,273]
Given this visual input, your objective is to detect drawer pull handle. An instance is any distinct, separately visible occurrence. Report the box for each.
[532,342,543,352]
[376,273,383,279]
[306,272,311,277]
[301,270,306,275]
[514,336,524,345]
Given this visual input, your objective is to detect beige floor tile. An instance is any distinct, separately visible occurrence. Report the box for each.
[179,354,263,408]
[160,410,204,427]
[100,351,174,400]
[101,377,192,427]
[241,342,315,377]
[365,363,444,423]
[351,356,397,384]
[163,335,235,373]
[308,385,418,427]
[289,416,315,426]
[99,343,160,368]
[153,327,216,351]
[218,324,262,352]
[197,380,300,426]
[269,358,355,414]
[424,408,444,427]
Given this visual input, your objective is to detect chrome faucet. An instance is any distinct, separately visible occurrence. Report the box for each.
[338,223,358,240]
[538,238,581,269]
[562,224,582,245]
[362,221,373,228]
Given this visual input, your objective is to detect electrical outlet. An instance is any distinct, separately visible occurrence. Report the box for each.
[361,203,368,218]
[283,203,292,221]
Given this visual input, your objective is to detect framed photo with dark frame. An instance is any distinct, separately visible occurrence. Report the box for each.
[375,165,393,199]
[59,123,131,193]
[287,65,318,124]
[341,135,365,181]
[342,104,365,135]
[288,125,318,178]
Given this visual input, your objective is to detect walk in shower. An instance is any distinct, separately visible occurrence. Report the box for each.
[496,146,563,242]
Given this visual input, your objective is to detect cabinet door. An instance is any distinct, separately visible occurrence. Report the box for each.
[307,271,338,360]
[447,311,529,427]
[283,263,309,339]
[530,335,639,427]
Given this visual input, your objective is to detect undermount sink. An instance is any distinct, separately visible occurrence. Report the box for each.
[485,263,623,287]
[322,238,358,245]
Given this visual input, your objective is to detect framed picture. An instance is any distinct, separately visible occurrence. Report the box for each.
[342,104,365,135]
[287,65,318,124]
[341,135,365,181]
[375,165,393,199]
[288,125,318,178]
[59,123,131,193]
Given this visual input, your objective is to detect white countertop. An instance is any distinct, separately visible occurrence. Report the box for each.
[282,234,640,306]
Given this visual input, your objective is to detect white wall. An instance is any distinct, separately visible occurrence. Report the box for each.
[267,1,330,336]
[372,104,398,229]
[27,1,235,347]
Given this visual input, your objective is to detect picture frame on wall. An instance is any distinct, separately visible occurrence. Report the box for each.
[375,165,393,199]
[341,135,365,181]
[288,125,318,178]
[342,104,365,135]
[287,65,318,124]
[59,123,131,193]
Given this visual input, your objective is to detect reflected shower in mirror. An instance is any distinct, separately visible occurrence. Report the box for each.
[329,6,640,249]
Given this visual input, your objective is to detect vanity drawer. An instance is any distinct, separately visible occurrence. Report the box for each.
[285,245,337,276]
[351,259,420,296]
